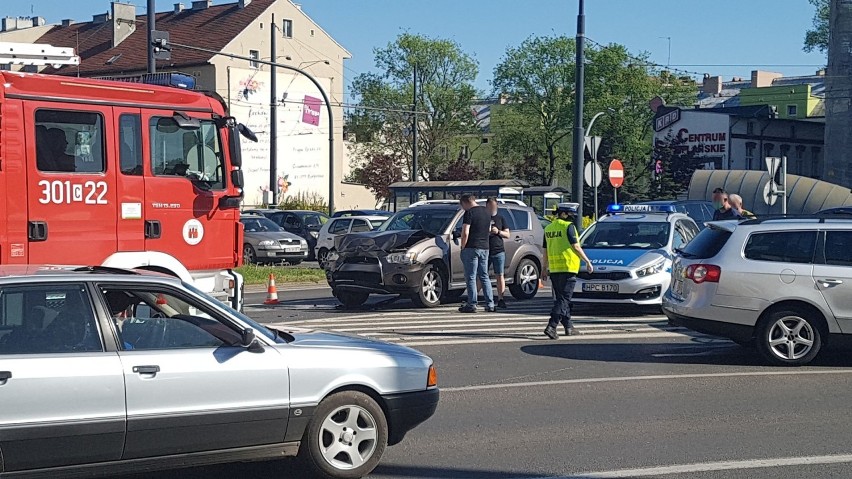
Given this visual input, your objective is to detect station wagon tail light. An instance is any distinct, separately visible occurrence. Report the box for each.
[427,364,438,388]
[686,264,721,284]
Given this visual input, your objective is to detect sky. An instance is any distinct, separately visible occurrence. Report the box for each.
[18,0,827,95]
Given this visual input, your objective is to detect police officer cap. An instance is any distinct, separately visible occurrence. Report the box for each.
[555,202,579,214]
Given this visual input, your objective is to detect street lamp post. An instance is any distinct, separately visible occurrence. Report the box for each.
[571,0,586,230]
[165,41,338,215]
[584,109,612,220]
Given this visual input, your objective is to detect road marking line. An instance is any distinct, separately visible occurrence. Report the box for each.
[528,453,852,478]
[279,315,667,326]
[348,325,677,335]
[397,331,686,347]
[443,369,852,393]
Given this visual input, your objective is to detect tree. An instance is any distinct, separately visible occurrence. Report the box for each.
[491,36,576,186]
[348,152,404,204]
[647,130,706,199]
[347,33,482,181]
[804,0,830,54]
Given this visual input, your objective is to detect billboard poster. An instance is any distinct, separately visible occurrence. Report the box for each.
[228,68,331,206]
[653,108,731,169]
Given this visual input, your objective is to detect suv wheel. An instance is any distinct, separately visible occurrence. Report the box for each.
[509,258,540,300]
[411,264,444,308]
[335,291,369,308]
[299,390,388,479]
[756,308,822,366]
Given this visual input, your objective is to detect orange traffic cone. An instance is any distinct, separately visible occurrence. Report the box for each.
[264,274,280,305]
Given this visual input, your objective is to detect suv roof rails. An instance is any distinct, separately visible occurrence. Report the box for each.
[73,266,140,275]
[740,214,852,226]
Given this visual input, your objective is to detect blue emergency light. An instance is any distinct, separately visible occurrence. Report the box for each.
[607,204,676,214]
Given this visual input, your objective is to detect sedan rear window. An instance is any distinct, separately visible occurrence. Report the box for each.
[678,227,732,259]
[744,231,817,264]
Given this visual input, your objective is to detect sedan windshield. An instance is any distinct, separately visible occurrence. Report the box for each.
[299,213,329,228]
[370,219,387,229]
[581,221,671,250]
[381,209,457,236]
[241,217,283,233]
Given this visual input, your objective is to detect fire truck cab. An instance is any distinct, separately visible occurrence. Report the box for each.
[0,53,251,309]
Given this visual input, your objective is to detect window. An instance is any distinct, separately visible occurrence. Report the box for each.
[150,117,225,189]
[497,207,517,230]
[249,50,260,68]
[119,114,143,175]
[680,228,731,260]
[824,232,852,267]
[100,287,242,351]
[787,105,798,117]
[350,219,371,233]
[764,143,775,157]
[0,284,102,354]
[35,110,105,173]
[284,214,300,228]
[746,121,755,136]
[510,209,530,230]
[282,19,293,38]
[329,219,351,234]
[581,222,671,250]
[745,142,756,170]
[744,231,817,264]
[672,220,697,250]
[684,204,709,224]
[310,28,315,37]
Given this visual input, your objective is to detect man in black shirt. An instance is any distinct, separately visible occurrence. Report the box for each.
[486,198,510,308]
[459,194,495,313]
[711,187,742,221]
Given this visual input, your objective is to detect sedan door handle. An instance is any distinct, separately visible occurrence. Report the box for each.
[0,371,11,384]
[132,365,160,375]
[819,279,844,286]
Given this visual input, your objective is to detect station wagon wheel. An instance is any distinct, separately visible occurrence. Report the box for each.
[243,244,257,264]
[509,258,539,300]
[756,308,823,366]
[300,391,388,479]
[318,248,330,266]
[412,264,444,308]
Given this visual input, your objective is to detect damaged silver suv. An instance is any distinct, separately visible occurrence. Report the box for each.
[326,203,545,308]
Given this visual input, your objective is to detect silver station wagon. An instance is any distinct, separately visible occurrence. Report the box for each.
[0,266,438,478]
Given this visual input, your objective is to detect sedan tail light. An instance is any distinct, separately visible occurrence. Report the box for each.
[686,264,722,284]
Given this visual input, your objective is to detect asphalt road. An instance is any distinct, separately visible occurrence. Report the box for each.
[119,288,852,479]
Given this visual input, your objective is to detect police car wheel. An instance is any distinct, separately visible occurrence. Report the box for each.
[509,258,539,300]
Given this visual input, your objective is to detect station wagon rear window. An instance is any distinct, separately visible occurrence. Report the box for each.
[744,231,817,264]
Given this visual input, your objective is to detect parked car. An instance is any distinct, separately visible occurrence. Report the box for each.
[316,216,389,265]
[665,217,852,366]
[240,214,308,265]
[0,266,438,478]
[817,207,852,216]
[409,198,528,207]
[332,209,393,218]
[634,200,716,229]
[245,209,330,261]
[573,204,700,305]
[326,203,544,308]
[538,214,551,229]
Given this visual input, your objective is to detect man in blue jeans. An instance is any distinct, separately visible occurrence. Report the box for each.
[458,194,495,313]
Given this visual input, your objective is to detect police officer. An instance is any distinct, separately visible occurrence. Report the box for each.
[541,203,593,339]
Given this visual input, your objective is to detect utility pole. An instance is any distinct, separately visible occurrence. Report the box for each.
[825,0,852,187]
[571,0,586,229]
[146,0,155,73]
[269,13,278,206]
[411,63,418,182]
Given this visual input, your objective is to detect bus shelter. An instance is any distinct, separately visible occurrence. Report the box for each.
[388,180,530,211]
[520,186,569,215]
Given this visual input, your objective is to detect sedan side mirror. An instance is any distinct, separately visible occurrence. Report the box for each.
[240,328,264,352]
[452,230,461,240]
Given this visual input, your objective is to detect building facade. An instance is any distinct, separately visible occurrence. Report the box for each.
[0,0,376,209]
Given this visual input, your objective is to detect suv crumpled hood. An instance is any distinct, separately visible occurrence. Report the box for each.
[275,327,429,359]
[335,230,433,257]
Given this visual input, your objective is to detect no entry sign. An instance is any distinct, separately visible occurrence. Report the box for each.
[609,159,624,188]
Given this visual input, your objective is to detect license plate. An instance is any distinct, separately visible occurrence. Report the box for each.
[285,247,302,252]
[582,283,619,293]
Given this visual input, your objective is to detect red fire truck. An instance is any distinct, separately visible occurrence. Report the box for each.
[0,47,252,309]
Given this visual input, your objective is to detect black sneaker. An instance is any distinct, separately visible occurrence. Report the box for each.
[497,299,507,309]
[544,326,559,340]
[484,305,497,313]
[458,305,477,313]
[564,326,583,336]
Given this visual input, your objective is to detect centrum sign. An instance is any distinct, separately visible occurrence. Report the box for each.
[676,129,727,153]
[653,108,731,163]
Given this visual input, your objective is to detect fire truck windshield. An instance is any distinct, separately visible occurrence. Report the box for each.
[150,117,225,189]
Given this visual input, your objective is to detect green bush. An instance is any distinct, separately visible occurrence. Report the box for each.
[276,192,328,212]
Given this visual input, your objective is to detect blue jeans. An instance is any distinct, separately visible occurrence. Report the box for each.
[489,251,506,276]
[461,248,494,308]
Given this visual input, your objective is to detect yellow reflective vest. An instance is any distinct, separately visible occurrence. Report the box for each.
[544,218,581,274]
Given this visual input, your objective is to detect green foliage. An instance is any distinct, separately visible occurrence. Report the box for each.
[347,33,482,181]
[237,265,326,285]
[277,191,328,212]
[648,131,704,199]
[804,0,830,54]
[348,153,404,202]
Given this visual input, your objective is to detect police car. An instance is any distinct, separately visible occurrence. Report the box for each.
[573,204,700,305]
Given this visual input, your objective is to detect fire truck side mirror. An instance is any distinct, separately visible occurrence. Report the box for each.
[238,123,258,143]
[228,124,243,168]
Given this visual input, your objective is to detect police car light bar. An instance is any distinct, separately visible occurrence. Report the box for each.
[607,204,677,214]
[0,42,80,67]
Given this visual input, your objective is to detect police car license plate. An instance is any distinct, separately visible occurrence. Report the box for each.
[285,247,302,252]
[583,283,619,293]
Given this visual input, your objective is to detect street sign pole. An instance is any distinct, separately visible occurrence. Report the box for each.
[592,138,598,221]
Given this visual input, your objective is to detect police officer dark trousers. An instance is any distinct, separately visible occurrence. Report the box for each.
[542,203,594,339]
